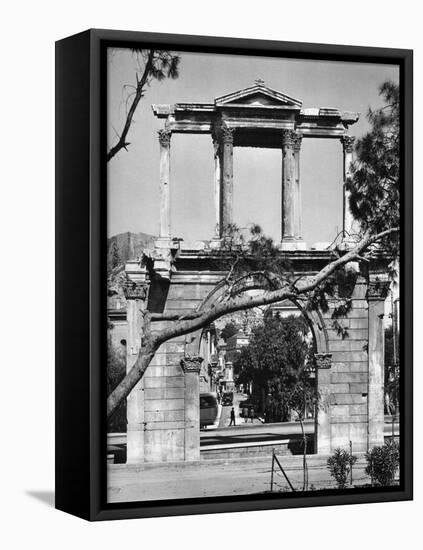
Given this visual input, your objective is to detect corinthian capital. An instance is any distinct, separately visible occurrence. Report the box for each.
[123,280,148,301]
[367,279,390,301]
[341,135,355,153]
[314,353,332,369]
[293,133,303,151]
[282,129,296,149]
[221,126,235,144]
[180,356,203,374]
[158,129,172,147]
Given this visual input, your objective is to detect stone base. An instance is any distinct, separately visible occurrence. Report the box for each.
[279,238,307,251]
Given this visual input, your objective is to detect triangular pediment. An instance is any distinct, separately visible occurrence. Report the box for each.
[215,83,302,109]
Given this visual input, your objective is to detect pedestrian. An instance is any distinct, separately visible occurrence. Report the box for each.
[229,407,236,426]
[249,406,254,423]
[243,407,248,422]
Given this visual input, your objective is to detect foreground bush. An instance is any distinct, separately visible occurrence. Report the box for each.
[327,448,357,489]
[365,440,400,486]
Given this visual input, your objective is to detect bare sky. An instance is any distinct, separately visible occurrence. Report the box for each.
[107,48,399,246]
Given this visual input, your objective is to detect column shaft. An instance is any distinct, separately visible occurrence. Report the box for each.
[293,134,303,240]
[158,129,171,239]
[221,127,234,235]
[213,139,222,238]
[281,130,296,245]
[342,135,357,241]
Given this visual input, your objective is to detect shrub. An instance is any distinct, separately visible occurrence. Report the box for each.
[365,440,400,486]
[327,448,357,489]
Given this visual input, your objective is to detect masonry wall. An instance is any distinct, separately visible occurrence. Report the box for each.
[142,276,217,462]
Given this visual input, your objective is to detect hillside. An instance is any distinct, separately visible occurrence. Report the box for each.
[107,231,156,272]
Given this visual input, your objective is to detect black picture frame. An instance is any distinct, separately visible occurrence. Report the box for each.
[55,28,413,521]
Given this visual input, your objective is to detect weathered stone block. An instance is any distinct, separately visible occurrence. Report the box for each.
[144,398,185,412]
[331,405,349,417]
[349,383,368,394]
[145,365,183,377]
[144,376,185,389]
[331,372,367,384]
[144,387,185,400]
[328,328,368,340]
[349,404,367,416]
[165,299,202,310]
[330,423,351,450]
[329,339,368,352]
[144,410,184,422]
[145,421,186,430]
[349,423,368,451]
[349,318,368,329]
[163,342,185,354]
[330,383,349,394]
[331,351,368,363]
[144,428,185,462]
[330,415,368,424]
[332,393,367,405]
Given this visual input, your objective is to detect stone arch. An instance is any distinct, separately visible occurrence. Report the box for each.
[195,280,329,355]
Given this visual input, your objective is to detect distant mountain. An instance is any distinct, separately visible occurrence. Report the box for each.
[107,231,156,271]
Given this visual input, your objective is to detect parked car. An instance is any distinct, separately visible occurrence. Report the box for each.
[200,393,219,429]
[221,392,234,406]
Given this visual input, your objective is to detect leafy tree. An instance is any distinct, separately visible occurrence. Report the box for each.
[220,321,240,342]
[107,49,180,162]
[283,379,318,491]
[348,81,400,258]
[234,313,312,421]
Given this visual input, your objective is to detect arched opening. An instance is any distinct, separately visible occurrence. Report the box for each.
[196,283,327,456]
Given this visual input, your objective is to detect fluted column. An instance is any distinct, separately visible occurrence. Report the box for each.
[221,127,235,236]
[213,138,222,239]
[293,133,304,243]
[281,130,296,248]
[158,129,171,239]
[341,135,357,243]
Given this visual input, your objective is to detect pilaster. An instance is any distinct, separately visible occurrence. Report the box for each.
[181,356,203,461]
[315,352,332,454]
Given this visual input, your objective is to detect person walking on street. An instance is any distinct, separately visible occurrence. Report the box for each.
[229,407,236,426]
[243,407,248,422]
[249,406,254,423]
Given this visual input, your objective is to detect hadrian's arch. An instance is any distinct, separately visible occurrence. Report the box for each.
[122,81,390,464]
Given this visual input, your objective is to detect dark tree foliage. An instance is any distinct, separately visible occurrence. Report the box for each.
[347,81,400,258]
[365,440,400,486]
[107,49,180,161]
[220,321,240,342]
[234,313,314,422]
[327,448,358,489]
[107,240,121,273]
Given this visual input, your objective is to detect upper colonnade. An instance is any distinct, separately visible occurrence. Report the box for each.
[152,80,359,250]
